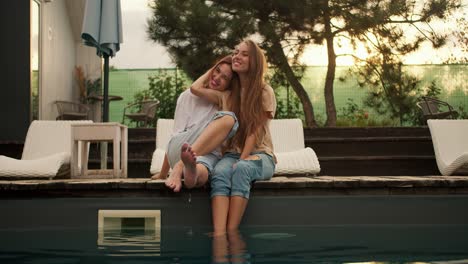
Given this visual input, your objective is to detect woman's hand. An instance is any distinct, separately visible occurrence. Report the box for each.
[242,155,260,161]
[233,155,260,168]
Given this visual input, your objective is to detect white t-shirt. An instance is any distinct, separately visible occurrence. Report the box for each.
[172,89,218,136]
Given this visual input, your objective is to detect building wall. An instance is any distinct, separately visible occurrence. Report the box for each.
[0,0,101,141]
[0,0,31,141]
[40,0,77,120]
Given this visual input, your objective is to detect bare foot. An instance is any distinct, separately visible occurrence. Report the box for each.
[181,143,198,189]
[165,162,183,192]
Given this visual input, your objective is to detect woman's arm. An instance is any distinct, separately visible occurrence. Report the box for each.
[240,133,256,160]
[240,111,273,160]
[190,71,223,105]
[191,70,210,91]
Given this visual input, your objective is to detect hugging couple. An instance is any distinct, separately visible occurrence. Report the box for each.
[152,39,276,235]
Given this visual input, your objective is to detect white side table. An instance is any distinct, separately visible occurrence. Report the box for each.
[71,122,128,178]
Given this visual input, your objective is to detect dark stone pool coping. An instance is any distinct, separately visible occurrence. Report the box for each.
[1,176,468,197]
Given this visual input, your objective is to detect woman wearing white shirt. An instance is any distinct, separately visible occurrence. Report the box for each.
[152,56,240,193]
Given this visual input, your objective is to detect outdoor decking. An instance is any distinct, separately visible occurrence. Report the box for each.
[2,176,468,197]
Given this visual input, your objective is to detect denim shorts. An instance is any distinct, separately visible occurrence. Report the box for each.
[166,111,238,174]
[210,152,275,199]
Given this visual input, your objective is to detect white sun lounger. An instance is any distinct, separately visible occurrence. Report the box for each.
[150,119,174,175]
[150,118,320,176]
[0,120,92,180]
[270,119,320,175]
[427,119,468,176]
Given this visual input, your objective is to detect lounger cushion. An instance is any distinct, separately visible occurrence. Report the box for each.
[0,152,69,178]
[274,148,320,175]
[150,148,167,174]
[270,119,320,175]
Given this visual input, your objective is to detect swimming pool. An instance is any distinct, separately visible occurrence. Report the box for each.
[1,195,467,263]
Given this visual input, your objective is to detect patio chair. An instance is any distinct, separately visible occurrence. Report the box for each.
[270,119,321,176]
[122,100,160,127]
[150,118,321,176]
[0,120,92,180]
[55,100,91,120]
[416,96,458,121]
[427,120,468,176]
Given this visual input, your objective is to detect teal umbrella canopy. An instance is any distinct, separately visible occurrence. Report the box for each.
[81,0,123,122]
[81,0,123,57]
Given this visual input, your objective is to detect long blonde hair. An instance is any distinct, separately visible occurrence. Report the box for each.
[230,40,268,150]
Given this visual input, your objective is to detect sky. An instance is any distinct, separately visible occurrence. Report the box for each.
[110,0,466,69]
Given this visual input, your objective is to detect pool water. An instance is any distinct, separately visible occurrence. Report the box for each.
[1,196,468,263]
[1,225,468,263]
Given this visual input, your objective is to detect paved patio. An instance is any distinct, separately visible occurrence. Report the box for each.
[1,175,468,197]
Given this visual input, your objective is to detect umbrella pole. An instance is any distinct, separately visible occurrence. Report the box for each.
[103,54,110,122]
[101,54,110,170]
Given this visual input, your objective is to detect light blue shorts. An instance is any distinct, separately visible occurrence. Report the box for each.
[210,152,275,199]
[166,111,238,175]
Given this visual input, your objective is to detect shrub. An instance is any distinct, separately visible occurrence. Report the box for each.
[131,70,188,119]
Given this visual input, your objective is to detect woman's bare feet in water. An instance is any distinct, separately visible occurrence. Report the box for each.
[165,162,183,192]
[181,143,198,188]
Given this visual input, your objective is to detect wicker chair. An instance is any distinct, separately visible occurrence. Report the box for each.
[122,100,160,127]
[416,96,459,122]
[55,101,90,120]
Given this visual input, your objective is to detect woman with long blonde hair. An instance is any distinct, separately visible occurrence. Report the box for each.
[210,40,277,234]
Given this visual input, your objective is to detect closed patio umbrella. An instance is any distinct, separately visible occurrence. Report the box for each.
[81,0,123,122]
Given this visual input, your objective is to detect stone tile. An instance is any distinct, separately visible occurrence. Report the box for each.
[269,177,289,182]
[118,179,147,189]
[332,177,360,188]
[64,180,119,190]
[3,176,468,196]
[303,178,334,188]
[378,177,415,188]
[358,177,389,188]
[8,181,39,191]
[36,180,68,190]
[446,177,468,187]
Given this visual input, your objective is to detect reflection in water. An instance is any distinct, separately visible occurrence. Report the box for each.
[99,229,161,257]
[97,210,161,257]
[251,232,296,240]
[212,230,250,264]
